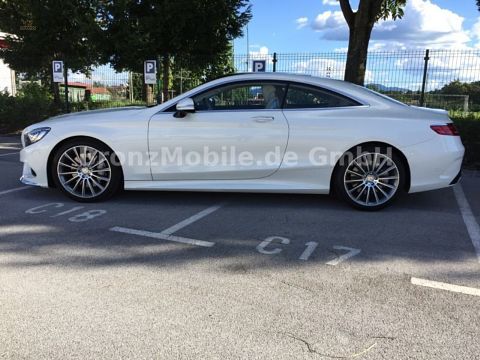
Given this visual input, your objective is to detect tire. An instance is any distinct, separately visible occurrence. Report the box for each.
[51,138,123,202]
[333,145,406,211]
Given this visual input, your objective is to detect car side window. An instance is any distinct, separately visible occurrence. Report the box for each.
[192,82,286,111]
[285,84,360,109]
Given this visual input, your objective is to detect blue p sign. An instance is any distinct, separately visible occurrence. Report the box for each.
[144,60,157,84]
[145,61,156,74]
[253,60,266,72]
[52,61,64,83]
[53,61,63,73]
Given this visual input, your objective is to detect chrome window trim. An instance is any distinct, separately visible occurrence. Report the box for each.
[282,105,370,112]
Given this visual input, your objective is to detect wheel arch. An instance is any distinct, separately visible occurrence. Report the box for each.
[330,141,411,194]
[47,136,124,188]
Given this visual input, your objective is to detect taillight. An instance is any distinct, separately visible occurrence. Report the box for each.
[430,123,460,136]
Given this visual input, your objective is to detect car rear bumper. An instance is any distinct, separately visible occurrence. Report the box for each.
[449,169,462,185]
[403,135,465,193]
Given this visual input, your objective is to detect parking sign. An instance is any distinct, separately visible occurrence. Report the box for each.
[252,60,266,72]
[144,60,157,84]
[52,61,64,83]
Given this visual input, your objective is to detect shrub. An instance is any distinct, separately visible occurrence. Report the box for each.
[451,114,480,169]
[0,83,56,134]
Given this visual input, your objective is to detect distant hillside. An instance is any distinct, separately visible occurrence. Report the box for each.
[367,84,411,93]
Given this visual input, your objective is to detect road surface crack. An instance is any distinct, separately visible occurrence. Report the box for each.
[280,332,378,359]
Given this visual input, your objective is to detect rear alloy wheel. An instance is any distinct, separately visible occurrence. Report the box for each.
[52,140,122,202]
[334,146,406,210]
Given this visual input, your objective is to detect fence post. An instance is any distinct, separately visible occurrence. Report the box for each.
[420,49,430,107]
[128,72,134,103]
[272,52,278,72]
[464,95,469,112]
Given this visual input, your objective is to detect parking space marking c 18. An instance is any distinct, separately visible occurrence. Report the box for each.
[26,203,107,222]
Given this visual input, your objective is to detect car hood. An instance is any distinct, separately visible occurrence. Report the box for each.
[32,106,147,128]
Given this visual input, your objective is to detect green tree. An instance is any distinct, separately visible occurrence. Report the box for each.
[436,79,480,111]
[477,0,480,11]
[0,0,103,73]
[0,0,104,105]
[100,0,251,102]
[171,44,236,95]
[339,0,407,85]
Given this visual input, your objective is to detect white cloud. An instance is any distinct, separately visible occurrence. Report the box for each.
[309,0,474,50]
[250,46,269,56]
[472,18,480,48]
[296,17,309,29]
[322,0,339,6]
[293,57,373,83]
[312,11,345,31]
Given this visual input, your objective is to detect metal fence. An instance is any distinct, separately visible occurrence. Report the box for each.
[233,50,480,110]
[21,49,480,112]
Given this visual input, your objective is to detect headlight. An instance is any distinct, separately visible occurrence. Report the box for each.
[24,127,51,147]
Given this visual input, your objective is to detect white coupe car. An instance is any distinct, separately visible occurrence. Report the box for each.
[20,73,464,210]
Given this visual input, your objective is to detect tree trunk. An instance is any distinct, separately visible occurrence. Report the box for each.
[344,24,373,85]
[341,0,382,86]
[162,54,170,103]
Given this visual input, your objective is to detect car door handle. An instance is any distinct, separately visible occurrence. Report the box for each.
[252,116,275,123]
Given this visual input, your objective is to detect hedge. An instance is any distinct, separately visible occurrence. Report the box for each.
[0,83,59,134]
[451,114,480,169]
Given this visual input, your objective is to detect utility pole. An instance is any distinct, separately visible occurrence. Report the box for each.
[63,61,70,113]
[246,25,249,72]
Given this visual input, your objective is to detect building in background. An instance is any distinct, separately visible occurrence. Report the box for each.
[59,82,87,103]
[89,86,111,102]
[0,32,16,95]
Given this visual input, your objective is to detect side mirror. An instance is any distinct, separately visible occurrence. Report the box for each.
[174,98,195,118]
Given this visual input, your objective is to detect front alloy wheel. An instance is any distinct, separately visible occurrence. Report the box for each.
[52,139,122,202]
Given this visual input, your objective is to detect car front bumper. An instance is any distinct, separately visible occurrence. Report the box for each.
[19,141,52,188]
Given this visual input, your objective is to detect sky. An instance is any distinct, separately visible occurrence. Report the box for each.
[233,0,480,54]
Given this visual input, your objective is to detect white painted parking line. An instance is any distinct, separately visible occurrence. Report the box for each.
[0,146,21,150]
[453,184,480,262]
[110,226,215,247]
[0,152,19,157]
[0,187,29,196]
[326,246,361,266]
[110,204,223,247]
[161,204,224,235]
[411,277,480,297]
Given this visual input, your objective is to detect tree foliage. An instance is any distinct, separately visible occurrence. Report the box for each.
[99,0,251,101]
[435,79,480,110]
[339,0,407,85]
[0,0,103,73]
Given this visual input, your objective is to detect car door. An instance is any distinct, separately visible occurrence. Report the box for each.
[148,81,289,180]
[281,83,366,186]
